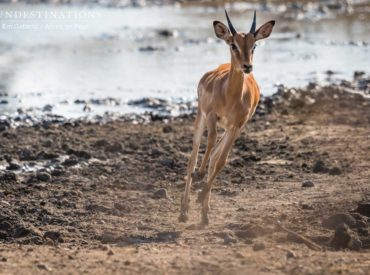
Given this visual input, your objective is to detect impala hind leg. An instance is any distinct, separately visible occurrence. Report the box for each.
[198,128,239,225]
[191,113,217,183]
[179,112,206,222]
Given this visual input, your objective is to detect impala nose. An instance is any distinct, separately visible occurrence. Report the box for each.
[243,64,253,74]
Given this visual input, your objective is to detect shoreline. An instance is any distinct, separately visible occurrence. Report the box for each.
[1,72,369,131]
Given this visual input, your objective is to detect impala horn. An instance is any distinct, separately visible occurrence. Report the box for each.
[250,10,256,34]
[225,10,237,36]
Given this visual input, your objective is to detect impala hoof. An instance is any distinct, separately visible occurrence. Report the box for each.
[191,171,205,182]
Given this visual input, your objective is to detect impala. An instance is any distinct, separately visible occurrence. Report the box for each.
[179,10,275,225]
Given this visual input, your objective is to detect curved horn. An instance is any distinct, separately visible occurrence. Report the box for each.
[225,9,237,35]
[250,10,256,34]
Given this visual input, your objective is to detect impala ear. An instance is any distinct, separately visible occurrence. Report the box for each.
[213,21,232,44]
[254,20,275,41]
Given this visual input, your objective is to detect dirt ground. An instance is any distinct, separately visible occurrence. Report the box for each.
[1,85,370,274]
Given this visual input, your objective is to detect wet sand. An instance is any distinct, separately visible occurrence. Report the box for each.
[0,81,370,274]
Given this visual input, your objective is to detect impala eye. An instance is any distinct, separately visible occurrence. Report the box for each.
[252,44,257,53]
[231,44,237,51]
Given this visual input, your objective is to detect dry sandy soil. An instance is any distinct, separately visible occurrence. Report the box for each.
[1,85,370,274]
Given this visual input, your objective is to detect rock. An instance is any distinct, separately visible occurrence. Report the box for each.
[235,225,268,239]
[6,162,21,171]
[329,167,342,175]
[153,188,168,199]
[312,160,328,173]
[0,171,17,183]
[67,149,91,159]
[162,125,173,133]
[0,100,8,104]
[156,231,181,242]
[0,221,12,231]
[94,139,109,148]
[302,180,314,188]
[157,29,178,37]
[331,223,362,250]
[113,203,131,212]
[43,231,63,242]
[85,204,111,213]
[101,231,117,244]
[223,234,238,245]
[354,71,365,79]
[0,230,8,240]
[13,226,32,238]
[62,157,79,167]
[18,149,36,161]
[51,167,65,177]
[107,249,114,256]
[253,242,266,251]
[36,263,51,271]
[42,104,53,112]
[36,172,51,182]
[105,142,123,153]
[286,250,297,259]
[138,46,164,52]
[355,203,370,217]
[323,213,357,229]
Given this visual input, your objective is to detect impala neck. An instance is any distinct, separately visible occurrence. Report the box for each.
[227,56,245,98]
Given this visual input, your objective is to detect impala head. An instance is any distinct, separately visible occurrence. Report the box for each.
[213,10,275,74]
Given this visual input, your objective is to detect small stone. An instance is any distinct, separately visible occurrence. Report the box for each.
[43,231,62,242]
[6,162,21,171]
[223,234,237,245]
[36,172,51,182]
[0,257,7,262]
[323,213,357,229]
[302,180,314,188]
[37,263,51,271]
[107,249,114,256]
[329,167,342,176]
[313,160,328,173]
[286,250,297,259]
[253,242,265,251]
[356,203,370,217]
[62,157,79,166]
[153,188,168,199]
[162,125,173,133]
[331,223,355,249]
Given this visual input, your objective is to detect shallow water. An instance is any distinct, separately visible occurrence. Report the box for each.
[0,3,369,118]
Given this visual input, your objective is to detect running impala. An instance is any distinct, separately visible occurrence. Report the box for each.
[179,11,275,225]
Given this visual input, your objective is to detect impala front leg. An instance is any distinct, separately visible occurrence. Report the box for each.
[179,112,205,222]
[199,127,240,225]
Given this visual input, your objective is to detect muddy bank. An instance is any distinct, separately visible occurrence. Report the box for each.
[0,81,370,273]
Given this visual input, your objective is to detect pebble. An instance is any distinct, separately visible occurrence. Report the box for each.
[6,162,21,171]
[329,167,342,175]
[153,188,168,199]
[323,213,357,229]
[286,250,297,259]
[355,203,370,217]
[253,242,266,251]
[43,231,63,242]
[312,160,328,173]
[36,171,52,182]
[331,223,361,250]
[302,180,314,188]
